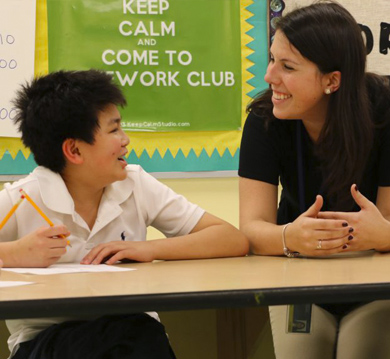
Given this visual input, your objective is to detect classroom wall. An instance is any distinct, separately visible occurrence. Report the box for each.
[0,177,274,359]
[150,177,274,359]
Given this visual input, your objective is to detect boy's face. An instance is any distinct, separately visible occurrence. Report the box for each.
[78,104,130,186]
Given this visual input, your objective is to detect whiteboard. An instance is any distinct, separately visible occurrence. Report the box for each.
[0,0,36,137]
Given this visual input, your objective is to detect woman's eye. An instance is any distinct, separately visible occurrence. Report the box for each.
[284,64,294,71]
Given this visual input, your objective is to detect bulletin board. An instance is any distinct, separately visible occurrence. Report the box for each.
[0,0,270,175]
[47,0,243,133]
[2,0,389,176]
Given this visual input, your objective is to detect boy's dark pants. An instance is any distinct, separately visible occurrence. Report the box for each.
[13,314,177,359]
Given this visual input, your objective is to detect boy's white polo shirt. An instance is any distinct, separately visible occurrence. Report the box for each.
[0,165,205,357]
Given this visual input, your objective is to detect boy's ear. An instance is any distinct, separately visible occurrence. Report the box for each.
[62,139,83,164]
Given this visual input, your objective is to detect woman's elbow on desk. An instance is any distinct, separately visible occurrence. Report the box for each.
[205,224,250,258]
[240,221,284,257]
[189,213,250,258]
[223,224,250,257]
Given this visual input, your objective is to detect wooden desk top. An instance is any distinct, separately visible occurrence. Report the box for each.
[1,252,390,319]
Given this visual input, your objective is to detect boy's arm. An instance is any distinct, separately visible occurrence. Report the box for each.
[149,212,249,260]
[0,187,70,267]
[82,213,249,265]
[0,225,70,268]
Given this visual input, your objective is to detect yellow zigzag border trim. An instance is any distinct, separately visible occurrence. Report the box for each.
[241,0,255,124]
[2,0,254,161]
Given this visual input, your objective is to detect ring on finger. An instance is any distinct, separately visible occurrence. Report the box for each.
[316,239,322,250]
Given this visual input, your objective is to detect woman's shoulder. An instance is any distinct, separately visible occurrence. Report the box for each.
[366,73,390,93]
[366,73,390,123]
[242,109,296,158]
[245,107,294,134]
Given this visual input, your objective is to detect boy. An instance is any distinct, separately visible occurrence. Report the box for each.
[0,70,248,358]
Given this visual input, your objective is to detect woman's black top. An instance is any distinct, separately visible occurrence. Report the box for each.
[238,80,390,316]
[239,112,390,224]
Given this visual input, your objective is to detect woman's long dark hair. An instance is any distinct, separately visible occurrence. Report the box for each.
[249,1,383,210]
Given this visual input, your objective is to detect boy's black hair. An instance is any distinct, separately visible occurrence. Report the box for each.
[13,70,127,173]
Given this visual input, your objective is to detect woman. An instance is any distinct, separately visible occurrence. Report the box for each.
[239,1,390,358]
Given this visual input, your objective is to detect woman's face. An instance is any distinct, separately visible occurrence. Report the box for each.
[264,30,330,123]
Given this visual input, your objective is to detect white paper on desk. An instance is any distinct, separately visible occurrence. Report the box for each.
[0,281,34,288]
[2,264,136,275]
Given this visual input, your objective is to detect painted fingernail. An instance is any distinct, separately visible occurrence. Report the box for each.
[349,227,354,233]
[354,185,359,192]
[342,244,348,249]
[348,235,353,240]
[342,222,348,227]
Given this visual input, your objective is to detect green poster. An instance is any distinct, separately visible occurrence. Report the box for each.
[47,0,242,132]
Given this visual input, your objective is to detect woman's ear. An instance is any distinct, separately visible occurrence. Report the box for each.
[62,139,83,164]
[324,71,341,94]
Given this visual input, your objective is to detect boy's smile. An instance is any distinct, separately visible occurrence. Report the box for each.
[77,104,130,187]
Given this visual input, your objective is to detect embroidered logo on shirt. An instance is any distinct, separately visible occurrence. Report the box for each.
[120,231,126,241]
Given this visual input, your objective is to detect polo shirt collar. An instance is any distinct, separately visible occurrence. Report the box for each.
[33,166,74,214]
[33,166,134,215]
[103,175,134,205]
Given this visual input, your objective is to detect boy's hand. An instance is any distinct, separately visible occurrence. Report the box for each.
[81,241,155,265]
[10,225,70,267]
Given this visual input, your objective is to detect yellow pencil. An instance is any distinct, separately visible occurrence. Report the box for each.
[0,196,25,230]
[19,189,71,247]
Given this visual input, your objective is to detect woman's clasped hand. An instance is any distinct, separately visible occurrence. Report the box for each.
[285,185,390,256]
[284,195,352,257]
